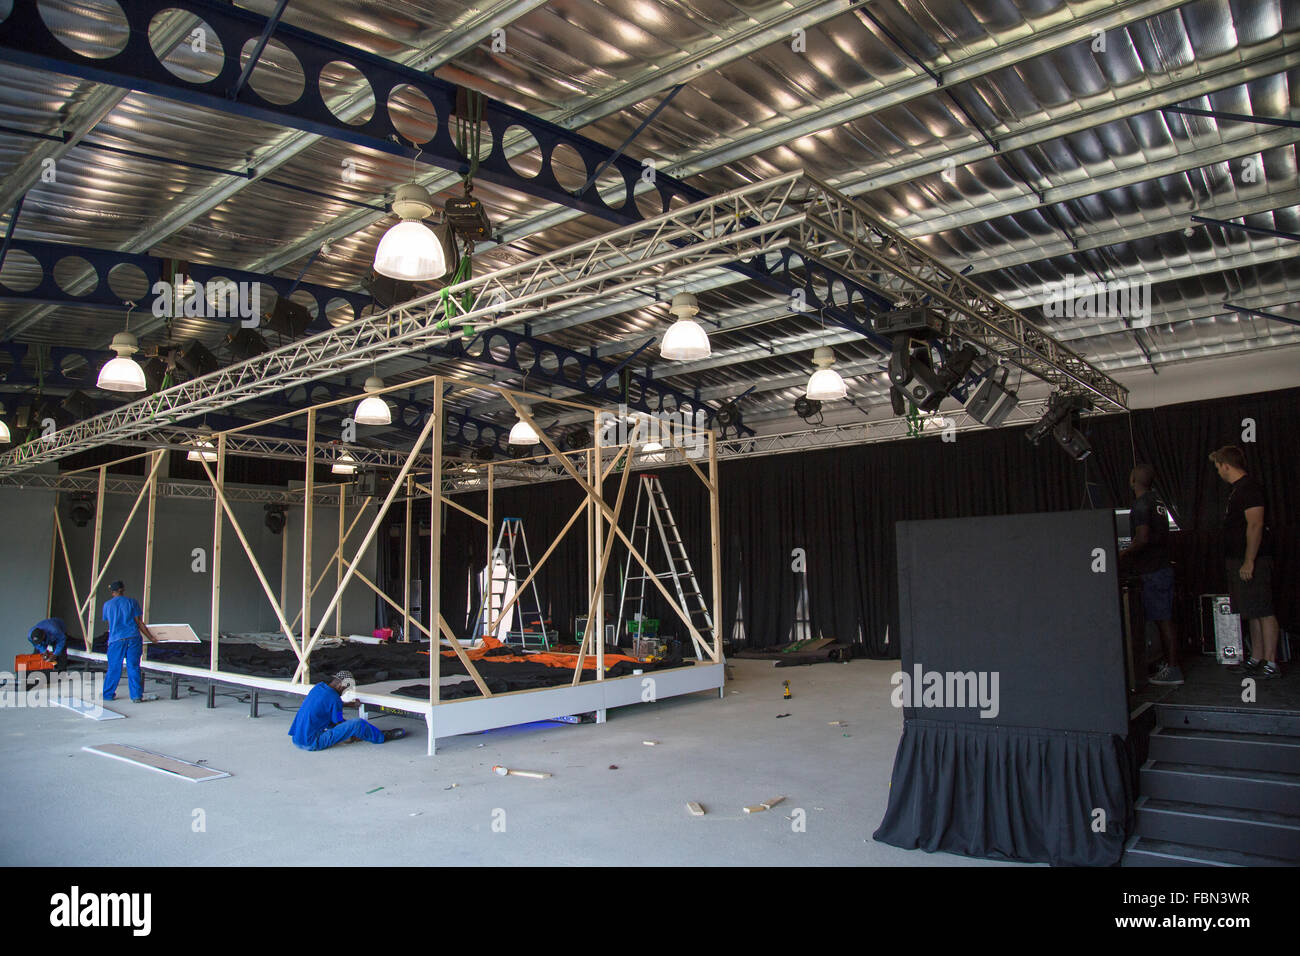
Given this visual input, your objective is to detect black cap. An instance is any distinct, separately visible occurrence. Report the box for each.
[109,580,125,593]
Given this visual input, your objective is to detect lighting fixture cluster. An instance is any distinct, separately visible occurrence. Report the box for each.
[1026,392,1093,462]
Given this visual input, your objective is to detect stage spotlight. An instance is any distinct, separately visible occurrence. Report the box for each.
[566,425,591,450]
[1053,409,1093,462]
[69,492,95,528]
[266,297,312,338]
[715,401,741,428]
[794,396,823,422]
[60,390,97,422]
[264,504,287,535]
[1026,392,1092,459]
[472,444,494,462]
[965,366,1019,427]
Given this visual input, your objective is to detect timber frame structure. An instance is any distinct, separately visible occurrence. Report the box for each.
[57,374,724,755]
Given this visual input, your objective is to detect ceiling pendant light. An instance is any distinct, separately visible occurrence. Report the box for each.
[354,376,392,426]
[331,449,358,475]
[806,345,847,401]
[508,404,540,446]
[97,330,148,393]
[186,426,217,462]
[660,292,710,361]
[373,183,446,282]
[0,404,10,444]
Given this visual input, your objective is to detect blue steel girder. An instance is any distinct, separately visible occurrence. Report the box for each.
[424,325,756,438]
[0,239,371,328]
[0,1,897,337]
[0,0,706,225]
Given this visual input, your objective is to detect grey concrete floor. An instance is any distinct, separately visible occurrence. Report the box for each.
[0,658,1021,866]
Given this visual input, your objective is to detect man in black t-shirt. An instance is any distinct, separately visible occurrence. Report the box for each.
[1119,464,1181,684]
[1210,445,1280,678]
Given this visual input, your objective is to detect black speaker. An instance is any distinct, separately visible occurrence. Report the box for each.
[226,327,268,361]
[266,297,312,337]
[60,390,97,421]
[370,273,418,310]
[176,340,218,378]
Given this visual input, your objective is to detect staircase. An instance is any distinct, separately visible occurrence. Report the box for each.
[1124,704,1300,866]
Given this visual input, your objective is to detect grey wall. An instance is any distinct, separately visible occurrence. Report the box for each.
[0,484,58,659]
[39,483,376,643]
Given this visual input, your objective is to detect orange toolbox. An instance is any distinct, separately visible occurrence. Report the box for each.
[14,653,55,672]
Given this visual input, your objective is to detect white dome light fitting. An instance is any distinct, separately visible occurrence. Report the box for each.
[97,331,148,393]
[805,345,847,402]
[332,450,358,475]
[0,410,9,444]
[660,292,710,361]
[354,376,392,426]
[373,183,447,282]
[508,404,540,446]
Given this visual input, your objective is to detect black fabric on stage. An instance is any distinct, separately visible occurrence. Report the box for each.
[392,654,689,701]
[139,640,433,684]
[871,719,1135,867]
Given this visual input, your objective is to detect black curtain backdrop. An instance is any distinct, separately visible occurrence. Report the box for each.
[379,386,1298,652]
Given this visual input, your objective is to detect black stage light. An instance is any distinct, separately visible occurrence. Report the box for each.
[226,327,268,361]
[715,401,740,428]
[265,297,312,338]
[566,425,591,450]
[1053,411,1093,462]
[69,492,95,528]
[264,504,287,535]
[794,396,822,422]
[176,340,218,378]
[965,365,1019,427]
[1027,392,1092,455]
[472,444,495,462]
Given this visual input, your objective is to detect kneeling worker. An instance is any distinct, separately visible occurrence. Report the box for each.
[288,671,406,750]
[28,617,69,669]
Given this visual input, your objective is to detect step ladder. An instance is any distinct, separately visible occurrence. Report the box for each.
[472,518,550,650]
[615,475,713,660]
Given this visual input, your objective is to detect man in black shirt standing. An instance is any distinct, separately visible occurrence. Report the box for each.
[1210,445,1280,678]
[1119,464,1180,684]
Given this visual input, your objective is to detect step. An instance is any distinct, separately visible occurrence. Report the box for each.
[1141,760,1300,814]
[1135,796,1300,860]
[1150,726,1300,773]
[1123,835,1296,867]
[1155,703,1300,737]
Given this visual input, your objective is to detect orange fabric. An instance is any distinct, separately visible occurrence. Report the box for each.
[423,634,643,670]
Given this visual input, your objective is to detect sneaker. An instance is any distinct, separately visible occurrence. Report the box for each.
[1260,663,1281,680]
[382,728,407,742]
[1238,658,1262,674]
[1149,664,1185,686]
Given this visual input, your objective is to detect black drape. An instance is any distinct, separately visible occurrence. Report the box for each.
[378,386,1298,654]
[872,719,1135,866]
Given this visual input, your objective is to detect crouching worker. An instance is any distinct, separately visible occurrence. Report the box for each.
[288,671,406,751]
[28,617,69,669]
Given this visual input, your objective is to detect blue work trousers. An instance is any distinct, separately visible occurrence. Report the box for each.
[303,718,385,750]
[103,638,143,700]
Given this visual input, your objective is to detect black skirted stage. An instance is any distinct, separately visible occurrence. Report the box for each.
[873,510,1136,866]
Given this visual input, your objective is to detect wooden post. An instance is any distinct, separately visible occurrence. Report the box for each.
[336,483,345,638]
[429,384,444,754]
[403,475,412,643]
[46,505,57,619]
[709,429,722,663]
[53,513,88,647]
[77,454,165,620]
[85,466,107,640]
[301,409,315,683]
[593,411,605,687]
[209,433,226,672]
[142,450,160,622]
[585,449,594,655]
[280,507,290,617]
[485,461,493,640]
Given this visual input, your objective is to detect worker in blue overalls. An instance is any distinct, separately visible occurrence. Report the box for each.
[102,580,159,702]
[288,670,406,750]
[28,617,68,668]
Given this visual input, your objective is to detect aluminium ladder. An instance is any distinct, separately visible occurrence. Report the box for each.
[473,517,550,650]
[615,475,713,660]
